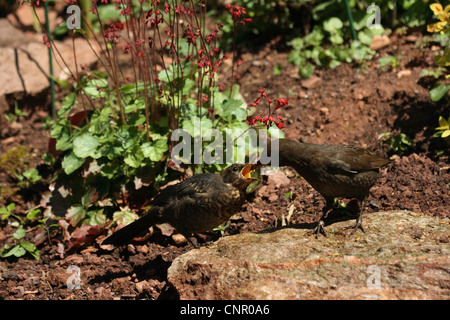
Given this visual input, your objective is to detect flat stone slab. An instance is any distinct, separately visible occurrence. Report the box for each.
[0,19,98,111]
[168,210,450,299]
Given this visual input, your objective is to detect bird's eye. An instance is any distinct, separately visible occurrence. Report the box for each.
[232,166,239,172]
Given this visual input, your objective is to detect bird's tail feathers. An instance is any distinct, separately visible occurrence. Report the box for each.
[102,208,160,246]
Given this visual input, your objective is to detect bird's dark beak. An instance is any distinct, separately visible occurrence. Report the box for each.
[240,163,264,181]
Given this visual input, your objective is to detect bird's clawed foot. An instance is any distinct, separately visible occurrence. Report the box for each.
[349,221,365,235]
[343,216,365,236]
[308,220,327,238]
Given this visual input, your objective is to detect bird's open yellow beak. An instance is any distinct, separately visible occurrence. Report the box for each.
[240,163,264,180]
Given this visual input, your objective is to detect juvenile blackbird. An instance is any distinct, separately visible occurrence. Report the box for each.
[265,138,389,237]
[102,163,260,246]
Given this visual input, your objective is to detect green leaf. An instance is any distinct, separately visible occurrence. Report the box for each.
[97,3,121,20]
[181,117,213,137]
[124,146,145,168]
[20,241,40,260]
[420,67,445,79]
[13,227,26,240]
[434,48,450,67]
[124,98,145,113]
[127,113,147,126]
[429,83,450,102]
[437,116,449,130]
[73,134,99,158]
[100,162,121,179]
[120,82,145,93]
[442,130,450,138]
[182,79,195,95]
[116,126,139,150]
[141,139,169,162]
[86,209,107,226]
[26,209,41,221]
[2,245,26,258]
[7,203,16,212]
[113,209,139,226]
[58,92,76,117]
[358,31,374,46]
[378,56,396,68]
[299,62,314,79]
[51,118,72,151]
[62,152,85,175]
[66,205,87,227]
[221,99,247,120]
[22,168,42,183]
[329,33,344,45]
[89,78,108,88]
[0,208,10,220]
[323,17,343,32]
[81,188,97,208]
[273,64,283,76]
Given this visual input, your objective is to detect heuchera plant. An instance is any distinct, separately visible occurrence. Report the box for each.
[21,0,286,250]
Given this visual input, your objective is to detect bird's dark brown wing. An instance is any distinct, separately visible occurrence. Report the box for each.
[150,173,224,206]
[314,146,389,174]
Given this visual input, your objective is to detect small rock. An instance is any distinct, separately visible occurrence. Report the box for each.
[156,223,175,236]
[369,200,381,209]
[319,107,330,117]
[431,45,441,51]
[256,185,269,198]
[127,244,136,255]
[268,193,279,202]
[83,252,102,265]
[298,90,308,99]
[95,286,105,295]
[15,286,25,298]
[172,233,187,246]
[301,75,322,89]
[64,255,84,266]
[137,245,149,254]
[9,122,23,136]
[135,280,148,294]
[2,271,18,281]
[267,170,290,188]
[370,35,391,50]
[397,69,412,79]
[405,35,418,43]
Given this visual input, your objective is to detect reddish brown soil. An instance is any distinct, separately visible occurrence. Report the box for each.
[0,32,448,300]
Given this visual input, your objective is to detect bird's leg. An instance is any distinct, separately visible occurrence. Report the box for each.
[311,198,334,238]
[349,198,366,235]
[185,235,200,248]
[312,219,327,238]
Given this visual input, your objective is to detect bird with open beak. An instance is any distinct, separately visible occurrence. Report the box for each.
[102,163,262,247]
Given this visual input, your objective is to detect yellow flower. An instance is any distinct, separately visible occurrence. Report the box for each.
[427,2,450,33]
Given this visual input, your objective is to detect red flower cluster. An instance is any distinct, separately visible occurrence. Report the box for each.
[226,5,252,25]
[247,89,288,130]
[206,23,223,44]
[248,114,285,130]
[182,25,200,46]
[104,21,124,43]
[196,51,228,80]
[145,10,164,29]
[275,98,288,110]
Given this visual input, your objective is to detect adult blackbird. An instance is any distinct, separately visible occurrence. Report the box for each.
[102,163,260,246]
[264,138,389,237]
